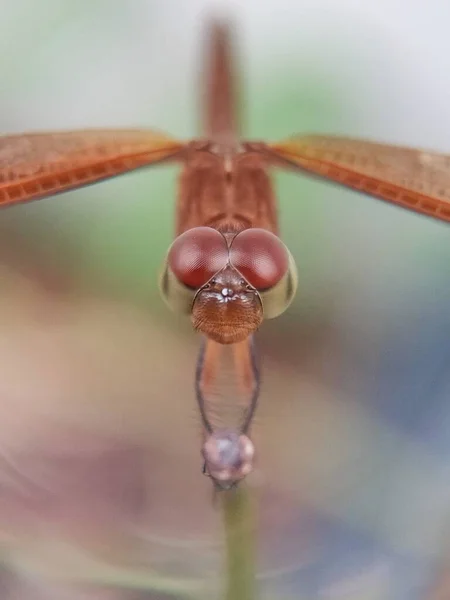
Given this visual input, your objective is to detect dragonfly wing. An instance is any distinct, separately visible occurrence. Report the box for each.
[0,129,186,207]
[263,135,450,223]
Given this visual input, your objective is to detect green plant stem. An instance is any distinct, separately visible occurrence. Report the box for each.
[222,485,257,600]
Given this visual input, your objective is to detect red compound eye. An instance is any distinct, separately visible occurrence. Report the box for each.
[167,227,229,289]
[229,228,289,290]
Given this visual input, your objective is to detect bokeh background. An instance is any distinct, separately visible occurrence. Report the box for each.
[1,0,450,598]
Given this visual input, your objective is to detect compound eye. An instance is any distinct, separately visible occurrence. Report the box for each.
[167,227,229,289]
[229,228,289,290]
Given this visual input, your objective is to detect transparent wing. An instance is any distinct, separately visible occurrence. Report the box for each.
[0,129,186,206]
[263,135,450,223]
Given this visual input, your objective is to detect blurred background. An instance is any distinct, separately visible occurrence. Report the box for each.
[1,0,450,598]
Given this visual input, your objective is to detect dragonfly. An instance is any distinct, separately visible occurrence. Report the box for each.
[1,19,450,490]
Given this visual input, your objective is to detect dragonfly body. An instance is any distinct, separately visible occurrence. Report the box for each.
[0,18,449,489]
[162,23,297,488]
[175,143,277,236]
[174,143,279,487]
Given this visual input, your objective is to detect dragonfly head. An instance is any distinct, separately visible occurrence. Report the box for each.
[159,226,298,344]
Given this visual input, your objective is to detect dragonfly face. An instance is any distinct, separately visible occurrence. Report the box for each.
[191,264,263,345]
[159,224,298,344]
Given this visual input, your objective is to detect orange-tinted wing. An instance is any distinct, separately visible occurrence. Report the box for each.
[0,129,186,207]
[262,135,450,223]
